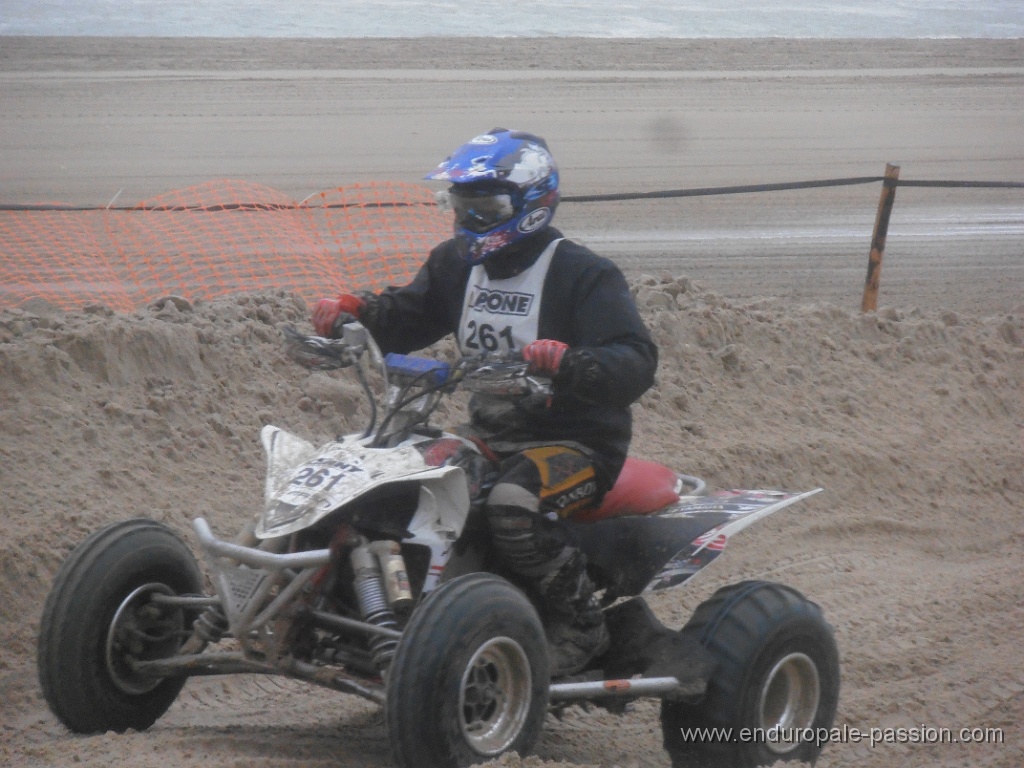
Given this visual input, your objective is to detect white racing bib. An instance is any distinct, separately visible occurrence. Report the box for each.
[457,238,563,355]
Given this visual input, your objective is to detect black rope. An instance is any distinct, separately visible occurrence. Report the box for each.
[1,177,1022,212]
[563,177,1024,202]
[895,180,1024,189]
[562,175,886,202]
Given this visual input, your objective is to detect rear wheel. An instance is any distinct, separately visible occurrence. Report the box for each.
[386,572,550,768]
[37,519,203,733]
[661,581,840,768]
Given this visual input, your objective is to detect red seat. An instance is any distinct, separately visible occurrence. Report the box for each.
[575,457,680,523]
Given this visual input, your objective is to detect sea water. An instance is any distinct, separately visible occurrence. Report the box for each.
[3,0,1023,38]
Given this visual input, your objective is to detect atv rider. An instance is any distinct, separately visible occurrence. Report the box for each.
[311,128,657,676]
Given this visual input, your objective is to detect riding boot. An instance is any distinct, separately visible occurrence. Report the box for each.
[537,549,610,677]
[486,502,609,676]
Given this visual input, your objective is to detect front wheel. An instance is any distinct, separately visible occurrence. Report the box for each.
[37,518,204,734]
[661,580,840,768]
[386,573,550,768]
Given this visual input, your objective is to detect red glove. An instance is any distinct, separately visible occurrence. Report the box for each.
[522,339,569,376]
[311,293,365,337]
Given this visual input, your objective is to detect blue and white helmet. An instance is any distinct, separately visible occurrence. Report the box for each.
[425,128,560,264]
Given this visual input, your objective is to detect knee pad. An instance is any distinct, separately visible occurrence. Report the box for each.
[485,504,570,576]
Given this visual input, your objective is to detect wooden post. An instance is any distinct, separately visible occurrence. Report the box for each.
[861,163,900,312]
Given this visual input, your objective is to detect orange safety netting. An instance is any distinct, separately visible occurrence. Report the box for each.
[0,180,451,313]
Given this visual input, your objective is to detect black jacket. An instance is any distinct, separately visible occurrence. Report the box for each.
[362,227,657,481]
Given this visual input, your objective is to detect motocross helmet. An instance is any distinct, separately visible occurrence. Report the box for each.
[425,128,560,264]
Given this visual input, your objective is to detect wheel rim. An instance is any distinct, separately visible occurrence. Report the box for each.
[758,651,821,755]
[458,636,533,756]
[106,583,184,695]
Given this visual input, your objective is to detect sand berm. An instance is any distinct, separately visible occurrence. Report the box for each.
[1,273,1021,767]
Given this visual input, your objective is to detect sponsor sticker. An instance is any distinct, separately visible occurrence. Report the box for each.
[518,207,550,233]
[467,285,535,316]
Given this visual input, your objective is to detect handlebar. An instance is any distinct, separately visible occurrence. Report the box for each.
[284,323,553,445]
[283,323,377,371]
[284,323,551,397]
[457,356,552,397]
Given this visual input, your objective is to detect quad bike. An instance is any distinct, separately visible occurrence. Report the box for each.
[38,322,840,768]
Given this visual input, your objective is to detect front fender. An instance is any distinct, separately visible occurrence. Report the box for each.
[256,425,470,540]
[261,425,318,501]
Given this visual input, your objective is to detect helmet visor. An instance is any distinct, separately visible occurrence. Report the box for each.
[449,186,516,234]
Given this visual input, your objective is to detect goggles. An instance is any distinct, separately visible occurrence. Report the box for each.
[448,185,517,234]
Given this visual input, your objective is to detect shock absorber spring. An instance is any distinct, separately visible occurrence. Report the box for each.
[192,604,229,644]
[350,543,399,671]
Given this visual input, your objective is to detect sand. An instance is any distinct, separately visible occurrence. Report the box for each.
[1,37,1023,768]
